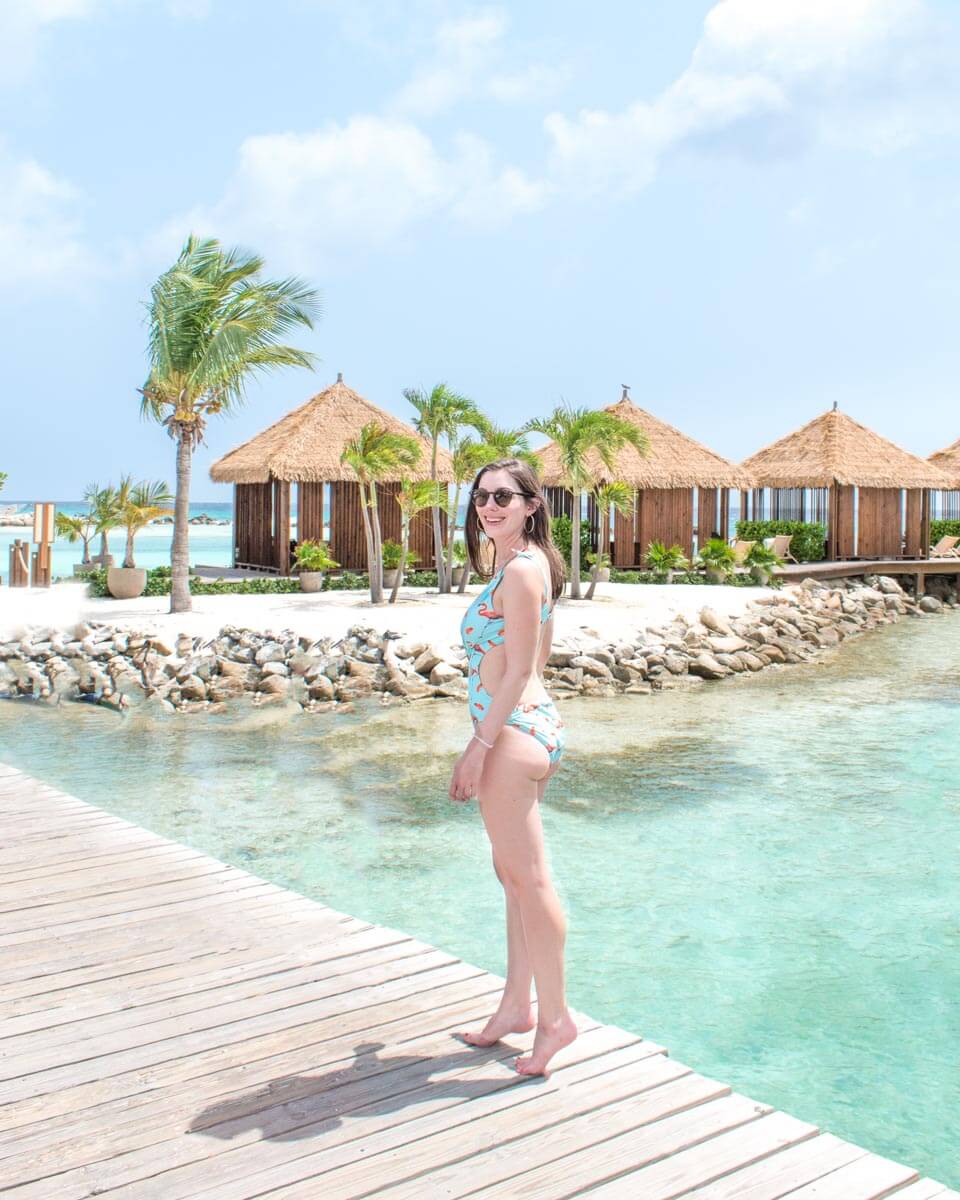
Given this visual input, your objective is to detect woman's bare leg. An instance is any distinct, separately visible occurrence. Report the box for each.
[461,729,576,1074]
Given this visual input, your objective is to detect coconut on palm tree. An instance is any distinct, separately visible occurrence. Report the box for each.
[525,405,649,599]
[140,235,320,613]
[391,478,443,603]
[585,481,635,599]
[341,422,421,604]
[404,384,482,593]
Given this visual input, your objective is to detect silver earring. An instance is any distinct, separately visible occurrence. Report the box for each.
[524,514,535,533]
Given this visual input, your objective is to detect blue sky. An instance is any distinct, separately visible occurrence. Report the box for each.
[3,0,959,500]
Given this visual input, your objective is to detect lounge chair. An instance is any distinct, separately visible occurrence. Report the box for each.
[930,535,960,559]
[731,540,756,565]
[770,534,799,563]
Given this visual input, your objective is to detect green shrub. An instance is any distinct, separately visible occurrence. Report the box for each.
[294,539,339,572]
[551,514,593,567]
[735,519,826,562]
[931,519,960,544]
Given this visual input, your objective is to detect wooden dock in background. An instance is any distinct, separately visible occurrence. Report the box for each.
[0,761,955,1199]
[774,557,960,591]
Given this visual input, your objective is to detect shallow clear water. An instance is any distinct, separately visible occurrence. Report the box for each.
[1,614,958,1185]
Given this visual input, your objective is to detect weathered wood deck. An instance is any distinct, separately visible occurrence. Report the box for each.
[0,760,954,1199]
[773,557,960,589]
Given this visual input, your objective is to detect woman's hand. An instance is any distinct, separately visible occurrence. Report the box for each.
[449,738,488,803]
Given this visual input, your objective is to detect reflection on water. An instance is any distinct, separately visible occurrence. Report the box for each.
[1,614,959,1185]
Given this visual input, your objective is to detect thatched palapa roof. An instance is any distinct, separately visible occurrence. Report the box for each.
[535,397,755,489]
[928,437,960,489]
[742,407,951,490]
[209,376,454,484]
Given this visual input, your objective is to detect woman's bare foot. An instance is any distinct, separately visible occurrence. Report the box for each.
[459,1004,536,1047]
[514,1011,578,1076]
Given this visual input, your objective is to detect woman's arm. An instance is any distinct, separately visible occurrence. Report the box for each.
[474,558,543,746]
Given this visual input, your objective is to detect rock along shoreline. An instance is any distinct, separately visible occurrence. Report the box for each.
[1,574,957,716]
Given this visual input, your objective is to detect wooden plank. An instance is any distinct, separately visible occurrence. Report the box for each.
[781,1151,918,1197]
[675,1132,869,1198]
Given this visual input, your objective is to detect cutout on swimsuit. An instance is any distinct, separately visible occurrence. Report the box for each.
[460,548,565,765]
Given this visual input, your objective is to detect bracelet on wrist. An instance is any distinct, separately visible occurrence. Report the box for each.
[473,733,495,750]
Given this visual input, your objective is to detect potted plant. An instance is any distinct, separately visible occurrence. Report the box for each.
[645,540,690,584]
[381,539,417,589]
[86,482,122,568]
[294,539,339,592]
[744,541,784,586]
[108,477,174,599]
[696,538,736,584]
[451,539,470,587]
[585,550,612,584]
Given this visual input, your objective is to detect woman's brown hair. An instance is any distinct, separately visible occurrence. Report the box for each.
[464,458,566,602]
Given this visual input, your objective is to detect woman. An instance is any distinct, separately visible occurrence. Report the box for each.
[448,458,577,1077]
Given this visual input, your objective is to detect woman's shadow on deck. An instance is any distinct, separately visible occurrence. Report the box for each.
[188,1034,539,1143]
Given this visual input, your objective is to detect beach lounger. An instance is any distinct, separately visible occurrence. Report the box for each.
[770,534,799,563]
[731,540,755,565]
[930,535,960,559]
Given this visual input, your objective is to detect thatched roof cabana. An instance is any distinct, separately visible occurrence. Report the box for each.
[210,375,453,573]
[928,437,960,490]
[210,375,454,484]
[741,406,952,560]
[534,393,754,566]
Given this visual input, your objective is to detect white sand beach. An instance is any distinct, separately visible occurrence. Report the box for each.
[0,579,777,646]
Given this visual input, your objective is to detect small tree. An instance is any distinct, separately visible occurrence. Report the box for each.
[645,540,690,584]
[392,478,443,604]
[404,383,482,593]
[585,481,635,599]
[86,483,123,563]
[341,423,421,604]
[0,472,6,493]
[55,510,98,565]
[116,476,175,568]
[525,405,649,599]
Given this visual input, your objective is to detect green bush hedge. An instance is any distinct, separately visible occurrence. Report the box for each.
[550,514,593,567]
[86,565,445,597]
[734,520,826,562]
[931,519,960,544]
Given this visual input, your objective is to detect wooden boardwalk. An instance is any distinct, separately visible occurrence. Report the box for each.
[773,557,960,588]
[0,761,954,1200]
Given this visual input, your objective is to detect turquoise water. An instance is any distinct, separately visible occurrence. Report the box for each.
[0,501,234,583]
[0,614,957,1185]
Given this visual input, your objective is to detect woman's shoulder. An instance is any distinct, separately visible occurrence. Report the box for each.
[501,549,547,586]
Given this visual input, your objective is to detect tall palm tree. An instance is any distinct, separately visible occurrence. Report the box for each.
[341,422,421,604]
[525,405,649,599]
[0,472,6,494]
[585,481,635,600]
[472,419,539,469]
[390,479,443,604]
[116,476,175,568]
[447,434,490,591]
[403,383,482,593]
[140,235,320,613]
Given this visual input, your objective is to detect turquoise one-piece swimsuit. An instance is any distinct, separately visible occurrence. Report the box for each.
[460,548,565,765]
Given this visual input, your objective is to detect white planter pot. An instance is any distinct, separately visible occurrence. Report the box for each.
[106,566,147,599]
[749,565,771,586]
[382,568,400,588]
[594,567,611,582]
[299,571,325,593]
[705,567,728,585]
[451,566,469,585]
[90,553,115,568]
[73,561,97,576]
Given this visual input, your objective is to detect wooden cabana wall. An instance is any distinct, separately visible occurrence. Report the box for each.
[235,479,444,574]
[612,488,695,566]
[739,485,931,560]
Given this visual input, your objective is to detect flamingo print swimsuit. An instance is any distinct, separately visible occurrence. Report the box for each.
[460,549,565,765]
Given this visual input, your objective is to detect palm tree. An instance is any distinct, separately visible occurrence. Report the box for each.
[447,434,490,591]
[585,481,635,600]
[55,510,97,566]
[341,422,421,604]
[472,419,539,468]
[0,472,6,494]
[116,476,175,568]
[140,235,320,613]
[86,483,123,564]
[525,405,649,599]
[403,383,481,593]
[391,479,443,604]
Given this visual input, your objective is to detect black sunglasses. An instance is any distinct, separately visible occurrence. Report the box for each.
[472,488,532,508]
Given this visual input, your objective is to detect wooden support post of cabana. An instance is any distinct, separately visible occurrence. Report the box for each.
[211,376,454,575]
[536,393,753,569]
[744,408,951,563]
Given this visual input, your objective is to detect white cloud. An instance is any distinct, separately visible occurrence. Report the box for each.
[0,0,97,88]
[0,142,99,291]
[545,0,953,193]
[163,115,546,265]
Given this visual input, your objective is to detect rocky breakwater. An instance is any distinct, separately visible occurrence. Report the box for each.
[0,574,956,715]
